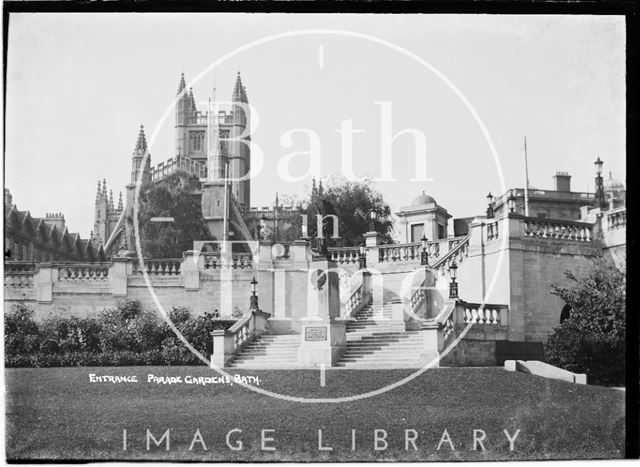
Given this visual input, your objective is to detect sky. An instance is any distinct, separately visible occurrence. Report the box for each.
[5,14,626,238]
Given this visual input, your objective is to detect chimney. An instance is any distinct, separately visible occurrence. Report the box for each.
[44,212,66,231]
[553,171,571,192]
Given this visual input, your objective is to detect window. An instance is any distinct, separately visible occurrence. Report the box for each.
[438,224,445,240]
[410,224,424,243]
[560,304,572,323]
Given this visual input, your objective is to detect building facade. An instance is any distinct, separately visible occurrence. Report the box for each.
[4,189,105,263]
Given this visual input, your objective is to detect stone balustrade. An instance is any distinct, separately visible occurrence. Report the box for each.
[344,283,364,317]
[607,208,626,230]
[328,247,360,265]
[210,309,270,367]
[431,236,470,278]
[4,271,35,289]
[4,262,38,289]
[460,303,508,325]
[378,243,421,262]
[409,280,427,314]
[486,220,499,241]
[57,263,110,282]
[202,253,254,269]
[523,218,592,242]
[133,259,182,276]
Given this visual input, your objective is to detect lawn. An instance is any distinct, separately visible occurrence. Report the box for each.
[5,366,625,461]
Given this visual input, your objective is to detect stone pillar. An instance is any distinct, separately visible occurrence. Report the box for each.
[420,323,441,368]
[505,214,526,239]
[36,263,56,303]
[256,241,273,267]
[289,239,311,266]
[298,260,347,367]
[182,250,202,291]
[110,257,129,296]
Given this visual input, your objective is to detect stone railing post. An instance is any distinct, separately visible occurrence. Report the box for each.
[110,257,130,296]
[363,231,381,267]
[252,309,271,336]
[505,214,526,239]
[210,329,227,367]
[36,263,55,303]
[182,250,201,291]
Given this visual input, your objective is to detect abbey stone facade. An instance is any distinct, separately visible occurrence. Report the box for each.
[4,72,626,369]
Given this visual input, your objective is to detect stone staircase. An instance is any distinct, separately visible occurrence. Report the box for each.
[227,303,431,369]
[227,334,300,369]
[335,303,427,368]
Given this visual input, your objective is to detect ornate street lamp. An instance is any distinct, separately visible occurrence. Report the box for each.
[249,276,259,310]
[369,210,376,232]
[448,260,459,299]
[594,156,606,209]
[358,244,367,270]
[594,156,603,176]
[420,232,429,266]
[507,191,516,214]
[486,192,495,219]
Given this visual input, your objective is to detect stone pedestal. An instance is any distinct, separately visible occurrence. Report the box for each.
[297,318,347,367]
[297,259,346,366]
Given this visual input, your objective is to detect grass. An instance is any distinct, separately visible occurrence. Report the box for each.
[5,366,625,461]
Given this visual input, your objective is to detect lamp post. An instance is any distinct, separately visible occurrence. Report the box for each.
[249,276,259,311]
[486,192,494,219]
[358,244,367,270]
[420,232,429,266]
[594,156,606,209]
[448,260,459,299]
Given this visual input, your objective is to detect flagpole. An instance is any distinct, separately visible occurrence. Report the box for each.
[524,136,530,217]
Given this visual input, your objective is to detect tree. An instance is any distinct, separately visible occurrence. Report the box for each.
[544,256,625,385]
[136,171,213,258]
[282,176,395,247]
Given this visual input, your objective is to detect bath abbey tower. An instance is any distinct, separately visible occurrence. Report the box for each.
[93,72,296,255]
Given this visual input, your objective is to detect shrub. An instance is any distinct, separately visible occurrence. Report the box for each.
[545,257,626,385]
[41,316,102,353]
[5,304,41,355]
[3,301,217,367]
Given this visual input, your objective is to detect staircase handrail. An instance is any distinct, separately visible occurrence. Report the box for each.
[431,234,470,271]
[227,313,255,354]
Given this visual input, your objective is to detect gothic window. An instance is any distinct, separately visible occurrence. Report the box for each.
[220,130,230,153]
[560,304,572,323]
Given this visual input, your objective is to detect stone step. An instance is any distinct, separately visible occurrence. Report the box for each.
[236,352,299,357]
[231,364,298,368]
[334,363,425,369]
[339,358,424,363]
